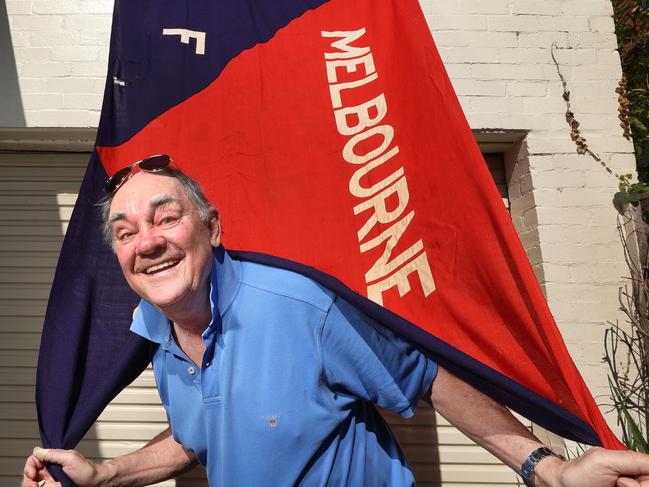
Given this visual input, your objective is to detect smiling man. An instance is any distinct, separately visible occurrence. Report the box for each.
[23,161,649,487]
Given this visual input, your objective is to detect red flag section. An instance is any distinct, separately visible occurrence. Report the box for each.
[97,0,623,448]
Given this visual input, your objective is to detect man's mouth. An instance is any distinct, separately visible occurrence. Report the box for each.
[144,260,180,275]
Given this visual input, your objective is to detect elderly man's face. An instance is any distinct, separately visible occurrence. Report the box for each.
[108,172,220,316]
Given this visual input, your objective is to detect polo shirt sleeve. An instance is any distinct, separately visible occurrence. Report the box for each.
[320,296,438,418]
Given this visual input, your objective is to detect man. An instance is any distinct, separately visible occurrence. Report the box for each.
[23,162,649,486]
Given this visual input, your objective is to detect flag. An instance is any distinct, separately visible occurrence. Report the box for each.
[37,0,624,482]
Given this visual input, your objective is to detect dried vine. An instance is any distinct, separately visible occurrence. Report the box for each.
[550,43,616,176]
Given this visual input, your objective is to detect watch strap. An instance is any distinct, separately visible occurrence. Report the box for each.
[520,447,565,487]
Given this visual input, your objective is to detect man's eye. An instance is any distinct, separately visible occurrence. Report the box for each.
[117,232,134,242]
[160,216,177,225]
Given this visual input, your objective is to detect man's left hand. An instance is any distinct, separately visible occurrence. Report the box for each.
[536,447,649,487]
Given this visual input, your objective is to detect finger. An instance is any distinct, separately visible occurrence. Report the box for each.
[618,477,641,487]
[32,448,51,463]
[23,456,44,482]
[595,449,649,477]
[32,447,75,467]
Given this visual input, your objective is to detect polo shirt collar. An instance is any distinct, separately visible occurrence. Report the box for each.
[130,246,242,344]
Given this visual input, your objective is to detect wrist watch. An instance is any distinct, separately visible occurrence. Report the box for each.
[520,446,565,487]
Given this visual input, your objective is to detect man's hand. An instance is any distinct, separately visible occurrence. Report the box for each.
[23,447,107,487]
[428,367,649,487]
[22,428,197,487]
[535,447,649,487]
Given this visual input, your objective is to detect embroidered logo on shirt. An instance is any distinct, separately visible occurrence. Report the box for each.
[261,414,281,429]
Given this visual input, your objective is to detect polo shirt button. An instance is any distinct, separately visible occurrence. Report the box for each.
[187,366,196,375]
[205,361,211,368]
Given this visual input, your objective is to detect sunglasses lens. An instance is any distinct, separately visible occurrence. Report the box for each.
[104,166,132,193]
[139,154,171,172]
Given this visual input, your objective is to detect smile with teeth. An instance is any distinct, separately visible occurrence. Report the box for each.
[144,260,180,274]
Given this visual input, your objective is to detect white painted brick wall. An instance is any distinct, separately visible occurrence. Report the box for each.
[5,0,111,126]
[5,0,638,431]
[423,0,637,414]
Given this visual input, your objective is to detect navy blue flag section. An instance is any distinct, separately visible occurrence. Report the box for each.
[37,0,623,483]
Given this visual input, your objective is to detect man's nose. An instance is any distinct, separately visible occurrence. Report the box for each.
[135,228,166,255]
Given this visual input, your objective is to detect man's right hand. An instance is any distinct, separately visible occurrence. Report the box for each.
[23,447,110,487]
[22,428,197,487]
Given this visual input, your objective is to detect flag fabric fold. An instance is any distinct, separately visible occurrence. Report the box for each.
[37,0,624,483]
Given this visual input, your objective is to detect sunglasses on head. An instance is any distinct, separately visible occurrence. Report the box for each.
[103,154,173,194]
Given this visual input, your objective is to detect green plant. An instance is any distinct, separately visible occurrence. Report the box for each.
[612,0,649,181]
[604,210,649,451]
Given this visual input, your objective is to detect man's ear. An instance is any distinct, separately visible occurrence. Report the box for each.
[208,216,221,247]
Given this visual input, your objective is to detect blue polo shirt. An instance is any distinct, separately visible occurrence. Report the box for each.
[131,248,437,486]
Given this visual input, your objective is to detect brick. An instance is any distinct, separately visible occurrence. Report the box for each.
[560,0,612,16]
[568,262,628,284]
[32,0,80,15]
[21,93,64,110]
[433,15,488,31]
[443,63,472,79]
[13,47,51,63]
[541,243,612,264]
[545,283,610,302]
[63,93,103,109]
[466,31,518,48]
[15,78,48,93]
[465,112,504,129]
[422,0,460,15]
[571,64,622,81]
[498,113,551,130]
[522,96,567,115]
[507,81,547,97]
[468,96,524,113]
[10,15,63,31]
[51,46,101,62]
[589,15,616,33]
[541,262,573,282]
[569,32,618,49]
[470,63,546,80]
[535,16,590,32]
[9,30,30,47]
[440,46,500,63]
[609,153,638,172]
[528,155,554,172]
[549,300,617,322]
[47,77,98,93]
[6,1,32,15]
[432,31,468,47]
[452,79,506,96]
[570,97,618,115]
[533,170,586,189]
[69,61,109,77]
[79,0,114,14]
[597,49,622,65]
[517,32,570,48]
[29,30,80,47]
[79,30,111,46]
[498,47,550,64]
[587,136,635,153]
[510,0,563,15]
[63,14,111,32]
[550,47,597,66]
[522,206,540,228]
[583,170,624,189]
[20,62,72,77]
[458,0,508,14]
[535,207,592,225]
[23,109,100,126]
[488,15,541,32]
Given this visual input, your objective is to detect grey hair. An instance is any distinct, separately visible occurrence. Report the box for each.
[99,167,218,249]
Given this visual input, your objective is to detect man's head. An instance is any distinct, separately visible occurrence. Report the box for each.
[101,168,221,316]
